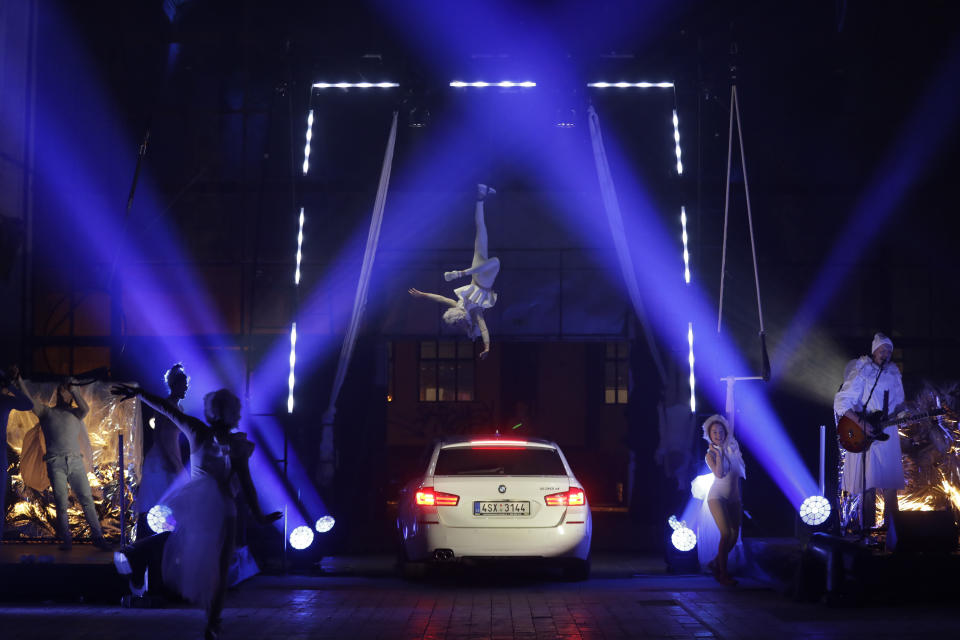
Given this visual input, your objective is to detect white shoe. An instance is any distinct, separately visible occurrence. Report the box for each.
[477,184,496,200]
[113,551,132,575]
[443,270,462,282]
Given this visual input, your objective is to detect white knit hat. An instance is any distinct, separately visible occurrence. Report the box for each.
[871,332,893,354]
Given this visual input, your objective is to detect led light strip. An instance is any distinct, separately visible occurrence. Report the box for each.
[687,322,696,413]
[587,82,674,88]
[294,208,304,285]
[312,82,399,89]
[302,110,314,175]
[672,109,683,175]
[680,206,690,284]
[449,81,536,88]
[289,207,306,413]
[287,322,297,413]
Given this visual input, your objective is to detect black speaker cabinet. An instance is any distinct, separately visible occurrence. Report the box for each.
[887,510,958,553]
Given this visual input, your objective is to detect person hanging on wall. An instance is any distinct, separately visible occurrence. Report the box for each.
[14,371,111,550]
[409,184,499,360]
[135,363,189,539]
[701,414,745,586]
[834,332,905,532]
[1,366,33,540]
[111,383,281,640]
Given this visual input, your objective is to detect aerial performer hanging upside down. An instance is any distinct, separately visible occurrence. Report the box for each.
[409,184,500,359]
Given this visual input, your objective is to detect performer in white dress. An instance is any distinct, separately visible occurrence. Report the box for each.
[135,364,188,537]
[700,414,745,586]
[834,332,905,530]
[409,184,500,359]
[112,384,281,640]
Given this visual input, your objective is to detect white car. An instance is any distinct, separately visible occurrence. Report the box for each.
[396,436,592,579]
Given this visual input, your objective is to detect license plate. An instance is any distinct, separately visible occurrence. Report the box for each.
[474,501,530,516]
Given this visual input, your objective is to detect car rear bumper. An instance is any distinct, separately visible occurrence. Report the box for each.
[404,519,591,562]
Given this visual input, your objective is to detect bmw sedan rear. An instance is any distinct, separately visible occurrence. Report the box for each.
[397,437,592,578]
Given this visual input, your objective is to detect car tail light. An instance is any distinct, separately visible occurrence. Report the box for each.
[415,487,459,507]
[544,487,586,507]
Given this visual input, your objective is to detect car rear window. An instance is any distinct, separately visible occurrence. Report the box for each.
[434,447,567,476]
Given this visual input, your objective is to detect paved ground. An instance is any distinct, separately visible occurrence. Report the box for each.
[1,554,957,639]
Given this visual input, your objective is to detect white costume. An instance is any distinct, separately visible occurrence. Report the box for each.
[692,415,746,572]
[834,347,905,493]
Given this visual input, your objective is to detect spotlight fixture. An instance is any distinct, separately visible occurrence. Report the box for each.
[406,105,431,128]
[315,515,336,533]
[667,515,697,551]
[672,110,683,174]
[449,81,536,88]
[302,110,314,175]
[587,82,674,89]
[799,495,831,526]
[289,525,315,550]
[147,504,176,534]
[312,82,399,89]
[687,323,696,413]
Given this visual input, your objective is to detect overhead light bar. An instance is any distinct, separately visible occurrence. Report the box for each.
[587,82,674,88]
[450,81,536,88]
[302,110,314,175]
[312,82,399,89]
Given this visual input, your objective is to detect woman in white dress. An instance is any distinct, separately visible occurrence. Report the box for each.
[408,184,499,359]
[112,384,281,640]
[135,364,188,538]
[701,414,745,586]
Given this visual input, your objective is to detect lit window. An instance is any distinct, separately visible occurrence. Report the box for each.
[419,340,475,402]
[604,341,629,404]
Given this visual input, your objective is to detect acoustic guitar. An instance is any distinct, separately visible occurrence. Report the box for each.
[837,409,946,453]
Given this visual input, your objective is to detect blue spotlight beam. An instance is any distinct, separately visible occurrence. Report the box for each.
[773,37,960,377]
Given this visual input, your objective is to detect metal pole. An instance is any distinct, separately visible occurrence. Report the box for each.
[118,432,126,546]
[819,425,826,496]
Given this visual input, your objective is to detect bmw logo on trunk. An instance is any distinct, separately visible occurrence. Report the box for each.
[498,484,507,494]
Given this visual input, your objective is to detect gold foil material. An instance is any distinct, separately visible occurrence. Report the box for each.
[4,380,141,542]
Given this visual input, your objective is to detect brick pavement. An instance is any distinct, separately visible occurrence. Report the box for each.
[1,562,957,639]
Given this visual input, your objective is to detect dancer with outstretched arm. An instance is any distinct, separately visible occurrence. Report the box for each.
[112,383,281,640]
[409,184,500,359]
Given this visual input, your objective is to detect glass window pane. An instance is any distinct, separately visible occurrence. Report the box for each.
[457,361,474,401]
[617,361,629,389]
[438,362,456,401]
[617,389,629,404]
[438,340,455,359]
[420,341,436,360]
[605,389,616,404]
[457,340,474,359]
[419,362,436,402]
[618,341,629,359]
[605,361,615,386]
[606,342,616,359]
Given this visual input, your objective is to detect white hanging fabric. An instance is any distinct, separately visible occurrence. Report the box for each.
[587,105,666,385]
[319,111,398,485]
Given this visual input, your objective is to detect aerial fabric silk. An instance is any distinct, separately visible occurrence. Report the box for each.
[319,111,398,485]
[587,105,666,385]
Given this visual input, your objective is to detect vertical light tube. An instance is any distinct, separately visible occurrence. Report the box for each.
[672,109,683,175]
[289,207,305,413]
[687,323,696,413]
[680,206,690,284]
[302,109,314,175]
[287,322,297,413]
[294,208,304,285]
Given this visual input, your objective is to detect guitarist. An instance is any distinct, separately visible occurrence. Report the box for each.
[833,333,906,532]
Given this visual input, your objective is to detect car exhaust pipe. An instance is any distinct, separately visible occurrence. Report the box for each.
[432,549,455,562]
